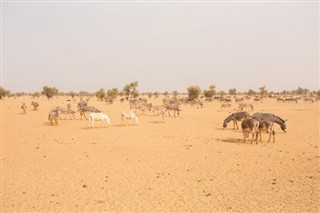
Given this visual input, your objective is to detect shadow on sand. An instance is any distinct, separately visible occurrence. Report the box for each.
[216,138,244,144]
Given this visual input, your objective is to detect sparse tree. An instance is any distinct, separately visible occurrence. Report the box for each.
[296,87,309,96]
[147,92,153,99]
[153,91,159,98]
[163,91,169,98]
[247,89,256,96]
[123,84,131,98]
[218,91,226,96]
[32,92,40,98]
[259,86,267,103]
[106,88,119,101]
[130,81,139,92]
[228,88,237,96]
[172,91,178,97]
[42,86,58,99]
[123,81,139,98]
[187,85,201,100]
[203,84,216,98]
[0,87,10,99]
[95,88,106,101]
[132,90,139,98]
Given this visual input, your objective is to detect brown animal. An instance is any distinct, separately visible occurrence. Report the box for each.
[257,120,275,143]
[241,118,259,144]
[48,107,61,126]
[31,101,39,110]
[21,103,27,114]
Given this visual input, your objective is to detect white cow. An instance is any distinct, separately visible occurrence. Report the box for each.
[88,112,111,128]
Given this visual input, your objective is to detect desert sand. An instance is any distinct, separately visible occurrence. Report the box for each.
[1,96,319,212]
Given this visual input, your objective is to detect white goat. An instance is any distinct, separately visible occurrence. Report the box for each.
[121,110,139,125]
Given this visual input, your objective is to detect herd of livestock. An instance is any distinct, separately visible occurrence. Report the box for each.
[19,94,317,144]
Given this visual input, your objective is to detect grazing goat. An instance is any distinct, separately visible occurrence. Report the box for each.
[223,111,251,130]
[31,101,39,110]
[121,111,139,125]
[21,103,27,114]
[252,112,287,132]
[88,112,111,128]
[241,118,259,144]
[257,120,275,143]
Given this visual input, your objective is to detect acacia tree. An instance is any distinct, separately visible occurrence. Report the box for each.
[247,89,256,96]
[147,92,153,99]
[259,86,267,103]
[123,81,139,98]
[95,88,106,101]
[0,87,10,99]
[106,88,119,101]
[172,91,178,97]
[203,84,216,98]
[42,86,58,99]
[187,85,201,100]
[163,91,169,98]
[228,88,237,96]
[153,91,159,98]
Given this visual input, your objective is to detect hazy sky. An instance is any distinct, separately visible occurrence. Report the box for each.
[2,1,319,93]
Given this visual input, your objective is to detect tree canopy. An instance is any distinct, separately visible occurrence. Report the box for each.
[42,86,58,99]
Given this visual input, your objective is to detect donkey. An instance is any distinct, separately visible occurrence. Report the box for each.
[223,111,251,130]
[241,118,259,144]
[48,107,61,126]
[238,103,254,111]
[252,112,287,132]
[77,102,100,120]
[88,112,111,128]
[121,110,139,125]
[164,103,181,117]
[21,103,27,114]
[257,120,275,143]
[58,105,76,120]
[31,101,39,110]
[152,105,167,121]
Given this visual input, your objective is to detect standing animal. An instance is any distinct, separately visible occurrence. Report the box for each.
[164,103,181,117]
[220,103,231,109]
[152,105,167,121]
[77,102,100,120]
[223,111,251,130]
[252,112,287,132]
[238,103,254,111]
[88,112,111,128]
[121,110,139,125]
[58,104,76,120]
[31,101,39,110]
[257,120,275,143]
[241,118,259,144]
[21,103,27,114]
[48,107,61,126]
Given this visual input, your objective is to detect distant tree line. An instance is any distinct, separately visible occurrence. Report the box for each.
[1,85,319,101]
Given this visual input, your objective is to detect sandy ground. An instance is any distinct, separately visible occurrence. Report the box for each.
[1,96,319,212]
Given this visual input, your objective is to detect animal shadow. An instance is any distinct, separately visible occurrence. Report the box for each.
[216,138,244,144]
